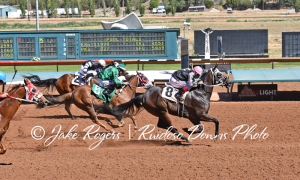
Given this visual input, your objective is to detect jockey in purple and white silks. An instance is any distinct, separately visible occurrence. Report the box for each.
[170,66,203,100]
[75,59,106,85]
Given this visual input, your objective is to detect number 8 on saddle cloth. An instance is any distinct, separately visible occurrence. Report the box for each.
[161,84,188,103]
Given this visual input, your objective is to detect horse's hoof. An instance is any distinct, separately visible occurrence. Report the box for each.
[213,135,219,141]
[72,117,77,120]
[109,130,115,134]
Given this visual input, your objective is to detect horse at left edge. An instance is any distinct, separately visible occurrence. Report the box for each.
[0,78,49,154]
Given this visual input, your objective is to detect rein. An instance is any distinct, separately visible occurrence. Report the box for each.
[202,68,226,87]
[115,74,152,96]
[7,95,38,104]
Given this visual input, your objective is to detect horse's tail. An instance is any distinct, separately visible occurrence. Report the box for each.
[95,94,144,118]
[46,92,73,105]
[22,75,57,92]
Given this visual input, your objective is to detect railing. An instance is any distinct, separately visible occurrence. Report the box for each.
[1,58,300,71]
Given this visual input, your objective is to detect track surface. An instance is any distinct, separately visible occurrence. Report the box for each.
[1,82,299,179]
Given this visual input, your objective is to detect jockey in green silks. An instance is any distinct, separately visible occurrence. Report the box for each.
[98,63,129,98]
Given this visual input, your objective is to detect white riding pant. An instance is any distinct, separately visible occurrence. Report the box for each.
[170,76,192,90]
[99,79,114,87]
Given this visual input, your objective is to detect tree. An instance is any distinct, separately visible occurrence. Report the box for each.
[64,0,69,17]
[125,0,131,14]
[89,0,96,16]
[50,1,57,17]
[71,0,76,17]
[113,0,120,16]
[77,0,82,16]
[219,0,223,6]
[169,0,185,15]
[162,0,168,13]
[295,0,299,13]
[149,0,159,9]
[27,0,31,21]
[139,0,145,16]
[19,0,26,18]
[38,0,44,17]
[45,0,51,17]
[205,0,214,8]
[102,0,107,16]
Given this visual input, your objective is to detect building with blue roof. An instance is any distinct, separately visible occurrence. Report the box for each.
[0,5,17,18]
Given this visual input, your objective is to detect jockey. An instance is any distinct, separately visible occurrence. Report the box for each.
[0,71,8,98]
[77,59,106,85]
[98,63,129,98]
[170,66,203,100]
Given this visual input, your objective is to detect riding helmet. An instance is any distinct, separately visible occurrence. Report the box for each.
[0,71,6,82]
[193,66,203,76]
[98,59,106,67]
[117,64,127,71]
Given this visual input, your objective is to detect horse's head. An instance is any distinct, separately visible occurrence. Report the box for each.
[136,71,153,88]
[24,78,49,108]
[201,65,231,88]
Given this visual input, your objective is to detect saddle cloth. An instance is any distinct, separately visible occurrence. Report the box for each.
[91,84,116,103]
[161,83,188,103]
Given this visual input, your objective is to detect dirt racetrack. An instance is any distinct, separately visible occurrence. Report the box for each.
[1,82,300,179]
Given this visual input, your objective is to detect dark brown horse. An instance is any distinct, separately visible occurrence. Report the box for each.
[97,65,231,142]
[23,74,103,119]
[46,72,151,132]
[0,78,49,154]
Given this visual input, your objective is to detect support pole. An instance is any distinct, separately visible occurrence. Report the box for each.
[36,0,39,31]
[181,39,189,69]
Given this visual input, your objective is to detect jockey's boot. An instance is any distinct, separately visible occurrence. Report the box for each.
[175,88,185,100]
[85,74,93,84]
[78,75,83,86]
[102,88,112,98]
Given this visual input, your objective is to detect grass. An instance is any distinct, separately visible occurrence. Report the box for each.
[1,63,300,73]
[0,21,103,29]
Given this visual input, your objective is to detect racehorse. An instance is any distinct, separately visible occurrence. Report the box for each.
[22,68,124,119]
[0,78,49,154]
[46,72,151,132]
[96,65,231,142]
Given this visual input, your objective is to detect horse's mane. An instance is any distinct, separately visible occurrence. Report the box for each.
[200,71,209,81]
[125,74,135,81]
[7,84,23,93]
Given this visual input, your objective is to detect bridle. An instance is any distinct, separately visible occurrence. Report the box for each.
[202,68,225,87]
[7,83,45,104]
[116,73,152,96]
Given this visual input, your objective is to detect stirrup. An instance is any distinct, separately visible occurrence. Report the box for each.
[175,93,183,100]
[103,91,111,98]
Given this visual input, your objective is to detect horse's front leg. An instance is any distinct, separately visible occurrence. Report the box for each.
[198,113,219,140]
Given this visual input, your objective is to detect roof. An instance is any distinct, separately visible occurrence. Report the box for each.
[230,69,300,83]
[0,6,7,9]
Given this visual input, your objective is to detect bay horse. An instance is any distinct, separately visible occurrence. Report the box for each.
[0,78,49,154]
[97,65,231,142]
[23,69,124,119]
[46,72,152,132]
